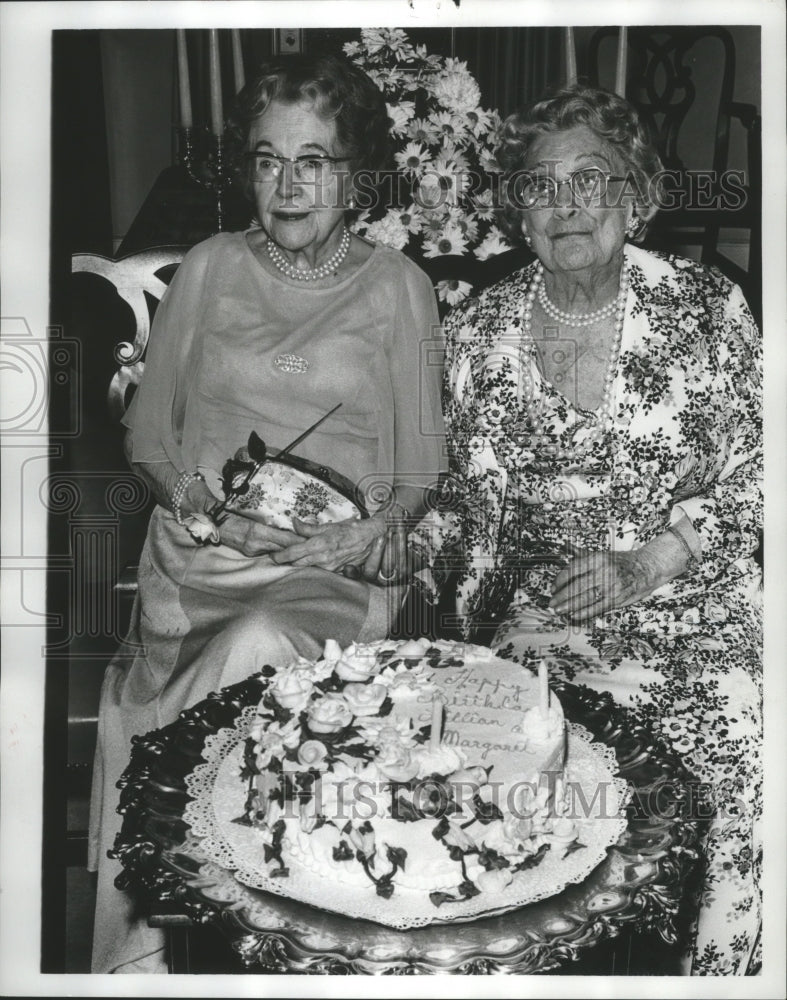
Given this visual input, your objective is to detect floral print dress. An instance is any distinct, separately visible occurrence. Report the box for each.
[412,244,762,975]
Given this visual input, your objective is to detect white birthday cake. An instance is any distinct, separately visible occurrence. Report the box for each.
[232,637,580,909]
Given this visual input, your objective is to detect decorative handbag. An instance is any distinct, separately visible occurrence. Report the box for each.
[222,451,368,531]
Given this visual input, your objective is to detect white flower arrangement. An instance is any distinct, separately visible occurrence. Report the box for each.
[344,28,513,306]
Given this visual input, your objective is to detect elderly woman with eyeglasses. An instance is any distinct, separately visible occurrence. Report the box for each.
[88,53,445,973]
[411,85,762,975]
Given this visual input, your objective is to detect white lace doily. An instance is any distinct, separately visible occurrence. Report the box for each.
[184,707,630,930]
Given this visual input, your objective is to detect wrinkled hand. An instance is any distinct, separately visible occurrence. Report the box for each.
[212,509,301,558]
[270,515,387,573]
[549,548,664,623]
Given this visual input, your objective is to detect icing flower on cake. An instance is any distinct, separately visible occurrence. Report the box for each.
[347,821,376,859]
[250,717,301,769]
[298,794,319,833]
[413,743,466,779]
[441,819,477,852]
[475,868,514,893]
[342,682,388,717]
[374,739,419,782]
[522,702,565,744]
[548,816,578,849]
[290,653,334,683]
[297,739,329,771]
[377,660,436,700]
[502,814,535,850]
[335,643,384,682]
[270,668,314,712]
[307,694,354,734]
[357,715,418,747]
[322,638,343,663]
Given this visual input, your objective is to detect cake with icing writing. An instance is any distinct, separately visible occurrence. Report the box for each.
[234,637,579,909]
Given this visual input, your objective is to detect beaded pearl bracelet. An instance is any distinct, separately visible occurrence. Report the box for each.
[171,471,205,526]
[668,524,700,575]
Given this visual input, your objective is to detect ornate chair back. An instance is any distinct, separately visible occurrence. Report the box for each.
[71,246,188,420]
[587,26,761,323]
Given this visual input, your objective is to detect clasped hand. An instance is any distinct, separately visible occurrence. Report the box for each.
[549,548,663,623]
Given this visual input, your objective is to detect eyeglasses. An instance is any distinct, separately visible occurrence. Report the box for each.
[514,167,628,208]
[244,152,349,183]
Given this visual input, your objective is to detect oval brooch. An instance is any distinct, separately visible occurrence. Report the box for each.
[274,353,310,374]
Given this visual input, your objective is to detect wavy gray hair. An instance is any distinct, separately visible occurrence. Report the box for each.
[496,84,664,244]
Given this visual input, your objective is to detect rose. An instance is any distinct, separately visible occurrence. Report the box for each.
[183,512,220,544]
[249,719,301,771]
[502,815,534,850]
[299,795,319,834]
[270,669,314,711]
[347,822,376,859]
[441,819,477,852]
[334,644,383,682]
[307,695,353,734]
[341,682,388,717]
[548,816,577,847]
[414,744,466,779]
[475,869,513,894]
[375,740,419,782]
[297,739,329,771]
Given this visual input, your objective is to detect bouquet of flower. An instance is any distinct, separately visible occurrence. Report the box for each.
[344,28,513,306]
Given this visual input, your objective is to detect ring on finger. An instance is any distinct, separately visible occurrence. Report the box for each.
[377,566,397,583]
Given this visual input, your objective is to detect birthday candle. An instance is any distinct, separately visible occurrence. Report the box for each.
[429,697,444,750]
[538,661,550,719]
[208,29,224,136]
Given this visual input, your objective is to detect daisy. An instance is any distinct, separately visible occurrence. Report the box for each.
[387,101,416,137]
[406,116,440,146]
[479,149,503,174]
[436,279,474,306]
[446,207,479,243]
[474,225,512,261]
[428,109,468,143]
[423,223,469,258]
[471,187,497,220]
[397,202,425,235]
[394,141,432,176]
[465,106,494,138]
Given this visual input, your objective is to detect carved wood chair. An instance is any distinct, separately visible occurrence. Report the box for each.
[588,26,761,325]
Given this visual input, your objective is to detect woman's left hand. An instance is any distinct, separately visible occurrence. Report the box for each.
[549,548,664,623]
[269,516,388,573]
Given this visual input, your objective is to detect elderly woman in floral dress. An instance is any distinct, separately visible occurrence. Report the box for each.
[409,85,762,975]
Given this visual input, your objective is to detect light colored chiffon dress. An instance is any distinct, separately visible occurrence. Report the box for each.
[88,231,445,972]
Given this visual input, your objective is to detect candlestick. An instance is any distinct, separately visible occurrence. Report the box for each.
[208,29,224,136]
[538,661,550,719]
[615,27,629,96]
[231,29,245,93]
[176,30,193,129]
[565,27,577,86]
[429,697,444,751]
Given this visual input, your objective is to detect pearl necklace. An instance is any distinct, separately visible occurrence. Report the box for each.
[538,273,619,327]
[266,227,351,281]
[520,258,629,462]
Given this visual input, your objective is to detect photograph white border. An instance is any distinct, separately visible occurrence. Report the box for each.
[1,1,784,997]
